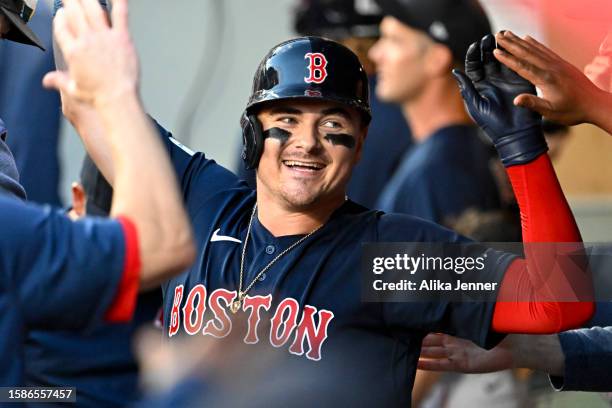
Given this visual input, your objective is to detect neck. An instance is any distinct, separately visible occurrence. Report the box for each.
[255,188,346,237]
[402,76,472,143]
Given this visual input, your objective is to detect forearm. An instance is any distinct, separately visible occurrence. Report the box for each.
[510,334,564,376]
[74,111,117,184]
[97,93,194,289]
[492,155,593,333]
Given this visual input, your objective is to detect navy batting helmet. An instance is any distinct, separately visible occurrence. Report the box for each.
[241,36,371,169]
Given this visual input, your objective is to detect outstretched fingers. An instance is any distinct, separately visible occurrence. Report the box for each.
[513,93,553,117]
[62,0,89,37]
[53,9,76,54]
[417,358,453,371]
[523,35,560,61]
[453,69,484,109]
[495,31,550,73]
[111,0,130,34]
[81,0,110,30]
[493,47,547,86]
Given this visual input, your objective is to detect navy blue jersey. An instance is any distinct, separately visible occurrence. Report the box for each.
[346,75,412,208]
[0,195,131,386]
[0,119,25,199]
[24,289,160,406]
[0,0,62,205]
[155,123,513,406]
[376,125,501,225]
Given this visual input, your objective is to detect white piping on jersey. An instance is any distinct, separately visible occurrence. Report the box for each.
[169,136,196,156]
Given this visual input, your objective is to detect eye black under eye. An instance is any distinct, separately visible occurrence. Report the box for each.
[324,133,356,149]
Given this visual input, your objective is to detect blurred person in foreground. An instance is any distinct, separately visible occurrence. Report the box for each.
[25,156,162,407]
[0,0,195,386]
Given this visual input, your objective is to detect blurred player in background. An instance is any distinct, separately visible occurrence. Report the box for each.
[0,0,195,387]
[370,0,503,225]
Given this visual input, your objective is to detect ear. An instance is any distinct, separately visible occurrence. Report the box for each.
[424,44,454,78]
[71,182,87,217]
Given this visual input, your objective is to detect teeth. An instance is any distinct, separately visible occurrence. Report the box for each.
[283,160,324,170]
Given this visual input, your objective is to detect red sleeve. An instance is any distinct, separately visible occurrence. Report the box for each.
[104,216,141,322]
[492,155,594,333]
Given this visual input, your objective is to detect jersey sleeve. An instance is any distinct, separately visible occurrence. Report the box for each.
[377,214,512,349]
[104,216,141,322]
[150,118,249,215]
[549,326,612,392]
[0,196,137,330]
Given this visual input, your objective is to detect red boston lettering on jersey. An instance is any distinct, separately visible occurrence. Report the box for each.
[168,285,184,337]
[269,298,299,347]
[304,53,328,84]
[289,306,335,361]
[182,284,207,335]
[169,284,335,360]
[203,289,236,338]
[243,294,272,344]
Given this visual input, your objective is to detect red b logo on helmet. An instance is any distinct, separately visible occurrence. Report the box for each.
[304,53,328,84]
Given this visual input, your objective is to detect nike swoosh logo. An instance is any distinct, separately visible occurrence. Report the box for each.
[211,228,242,244]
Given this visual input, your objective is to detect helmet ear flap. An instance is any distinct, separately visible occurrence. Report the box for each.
[241,112,265,170]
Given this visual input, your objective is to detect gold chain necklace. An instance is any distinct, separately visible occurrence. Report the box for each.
[230,203,323,313]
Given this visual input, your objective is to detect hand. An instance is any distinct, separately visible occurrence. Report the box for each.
[494,30,608,127]
[584,31,612,92]
[453,34,547,167]
[418,333,514,373]
[43,0,139,108]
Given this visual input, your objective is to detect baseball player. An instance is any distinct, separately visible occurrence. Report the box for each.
[370,0,502,224]
[0,0,194,387]
[64,0,597,399]
[236,0,413,208]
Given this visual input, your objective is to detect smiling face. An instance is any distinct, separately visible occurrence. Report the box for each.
[255,99,366,211]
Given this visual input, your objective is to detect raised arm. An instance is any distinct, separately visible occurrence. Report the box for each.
[493,30,612,134]
[453,34,593,333]
[44,0,195,289]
